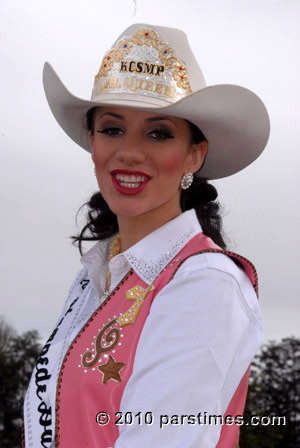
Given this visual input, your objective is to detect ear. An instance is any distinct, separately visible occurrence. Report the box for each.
[185,141,208,174]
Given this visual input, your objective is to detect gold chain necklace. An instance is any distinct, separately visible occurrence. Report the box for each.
[105,234,121,293]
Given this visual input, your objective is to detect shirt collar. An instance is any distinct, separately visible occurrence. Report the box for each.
[123,209,201,284]
[81,209,202,286]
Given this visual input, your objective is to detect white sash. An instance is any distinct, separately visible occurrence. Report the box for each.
[24,269,98,447]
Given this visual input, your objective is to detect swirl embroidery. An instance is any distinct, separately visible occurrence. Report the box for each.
[81,319,119,368]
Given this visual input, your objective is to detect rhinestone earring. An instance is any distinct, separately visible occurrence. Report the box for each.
[181,172,193,190]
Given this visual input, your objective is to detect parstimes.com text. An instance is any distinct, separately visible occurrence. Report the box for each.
[96,411,287,429]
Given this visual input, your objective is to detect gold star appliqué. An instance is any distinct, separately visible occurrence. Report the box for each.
[97,355,125,384]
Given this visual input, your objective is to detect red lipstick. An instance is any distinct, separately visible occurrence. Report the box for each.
[110,169,151,196]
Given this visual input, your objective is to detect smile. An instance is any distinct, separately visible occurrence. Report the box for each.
[115,173,148,188]
[111,170,151,195]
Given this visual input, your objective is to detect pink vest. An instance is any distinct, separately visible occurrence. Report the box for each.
[55,233,258,447]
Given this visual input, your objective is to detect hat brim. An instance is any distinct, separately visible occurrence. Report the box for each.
[43,62,270,180]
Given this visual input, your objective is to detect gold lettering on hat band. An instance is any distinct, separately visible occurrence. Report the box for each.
[93,76,176,100]
[119,61,165,76]
[92,28,192,103]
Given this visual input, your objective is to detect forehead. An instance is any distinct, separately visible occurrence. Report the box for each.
[93,106,188,127]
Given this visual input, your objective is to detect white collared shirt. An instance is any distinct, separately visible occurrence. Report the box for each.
[25,209,262,448]
[78,209,263,448]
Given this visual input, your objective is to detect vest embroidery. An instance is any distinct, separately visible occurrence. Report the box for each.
[98,355,125,384]
[117,284,155,326]
[80,283,155,383]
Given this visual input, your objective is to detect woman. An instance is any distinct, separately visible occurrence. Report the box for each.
[24,24,270,448]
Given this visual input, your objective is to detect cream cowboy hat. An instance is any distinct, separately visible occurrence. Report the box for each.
[43,23,270,179]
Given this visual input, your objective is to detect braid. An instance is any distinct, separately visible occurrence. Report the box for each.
[182,120,226,249]
[180,176,226,249]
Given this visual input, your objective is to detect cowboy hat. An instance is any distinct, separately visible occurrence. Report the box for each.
[43,23,270,179]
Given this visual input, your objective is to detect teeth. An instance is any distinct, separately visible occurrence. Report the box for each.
[115,174,148,182]
[119,182,142,188]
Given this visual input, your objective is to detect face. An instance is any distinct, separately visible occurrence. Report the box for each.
[89,107,207,222]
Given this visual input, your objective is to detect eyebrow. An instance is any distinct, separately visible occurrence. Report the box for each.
[145,116,175,124]
[98,112,175,124]
[98,112,124,120]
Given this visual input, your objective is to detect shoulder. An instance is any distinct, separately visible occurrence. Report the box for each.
[168,251,260,320]
[175,251,252,285]
[144,250,262,355]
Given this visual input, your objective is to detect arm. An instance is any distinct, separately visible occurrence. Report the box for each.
[115,253,263,448]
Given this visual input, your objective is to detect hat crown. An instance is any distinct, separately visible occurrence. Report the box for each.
[92,23,206,106]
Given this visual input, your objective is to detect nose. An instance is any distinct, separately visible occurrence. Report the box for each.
[115,135,146,166]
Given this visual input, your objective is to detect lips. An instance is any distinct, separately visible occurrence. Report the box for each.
[110,169,151,195]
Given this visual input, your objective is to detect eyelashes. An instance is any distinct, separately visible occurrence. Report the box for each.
[148,129,175,141]
[97,127,124,136]
[97,127,175,141]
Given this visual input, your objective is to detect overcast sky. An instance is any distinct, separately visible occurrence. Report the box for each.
[1,0,299,344]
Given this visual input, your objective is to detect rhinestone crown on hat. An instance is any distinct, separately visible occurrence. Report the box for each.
[92,28,192,104]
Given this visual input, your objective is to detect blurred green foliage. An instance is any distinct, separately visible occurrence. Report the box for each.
[0,316,42,447]
[240,337,300,447]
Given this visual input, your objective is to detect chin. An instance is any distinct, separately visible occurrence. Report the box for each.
[112,206,149,219]
[109,198,155,218]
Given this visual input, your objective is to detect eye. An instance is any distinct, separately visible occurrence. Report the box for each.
[97,127,124,136]
[148,128,174,141]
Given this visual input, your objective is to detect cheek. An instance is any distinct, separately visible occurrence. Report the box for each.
[159,153,186,175]
[92,146,107,169]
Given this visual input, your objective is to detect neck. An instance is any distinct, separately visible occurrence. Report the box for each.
[117,205,182,252]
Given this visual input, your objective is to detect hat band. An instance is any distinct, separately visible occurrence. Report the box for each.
[92,73,184,102]
[92,92,171,108]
